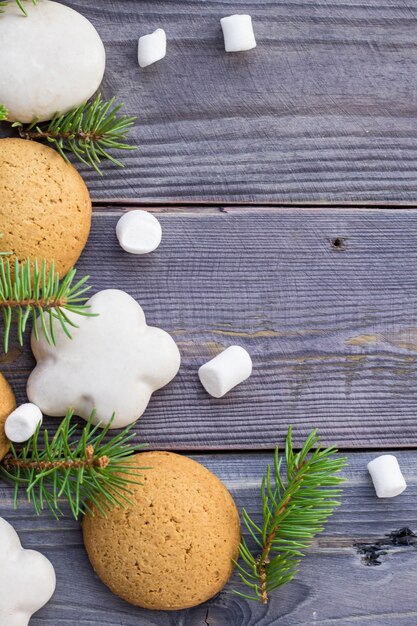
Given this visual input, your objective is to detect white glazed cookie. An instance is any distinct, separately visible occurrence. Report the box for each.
[0,517,56,626]
[0,0,105,122]
[27,289,181,428]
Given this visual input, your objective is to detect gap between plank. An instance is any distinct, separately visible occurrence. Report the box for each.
[146,446,417,456]
[92,202,417,216]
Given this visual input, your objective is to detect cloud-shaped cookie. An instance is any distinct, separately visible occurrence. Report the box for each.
[27,289,181,428]
[0,517,56,626]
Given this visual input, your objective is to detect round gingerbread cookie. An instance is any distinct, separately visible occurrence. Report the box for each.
[0,373,16,461]
[0,138,91,276]
[83,451,241,610]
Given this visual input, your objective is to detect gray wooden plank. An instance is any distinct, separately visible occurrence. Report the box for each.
[3,207,417,449]
[2,451,417,625]
[2,0,417,203]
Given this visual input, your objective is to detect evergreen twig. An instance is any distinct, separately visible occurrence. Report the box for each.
[0,410,148,519]
[13,94,137,175]
[0,256,94,353]
[233,427,347,604]
[0,105,7,121]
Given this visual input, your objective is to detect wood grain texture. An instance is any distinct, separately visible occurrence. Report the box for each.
[1,451,416,626]
[3,0,416,204]
[2,2,416,624]
[3,207,417,449]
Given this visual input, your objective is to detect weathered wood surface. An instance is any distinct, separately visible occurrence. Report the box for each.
[1,0,417,622]
[3,207,417,450]
[0,451,415,626]
[48,0,417,202]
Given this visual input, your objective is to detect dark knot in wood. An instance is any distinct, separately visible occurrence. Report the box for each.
[330,237,346,251]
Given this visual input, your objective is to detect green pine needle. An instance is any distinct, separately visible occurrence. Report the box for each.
[0,1,37,16]
[0,104,7,121]
[13,94,137,175]
[0,256,94,353]
[0,409,148,519]
[233,427,347,604]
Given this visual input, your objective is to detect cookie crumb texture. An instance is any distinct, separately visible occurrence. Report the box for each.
[0,138,92,276]
[83,451,241,610]
[0,373,16,461]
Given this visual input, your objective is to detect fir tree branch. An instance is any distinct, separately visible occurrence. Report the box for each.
[1,410,148,519]
[13,94,137,175]
[0,105,7,121]
[233,428,347,604]
[0,256,94,353]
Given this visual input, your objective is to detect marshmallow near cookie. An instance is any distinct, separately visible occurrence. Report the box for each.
[83,452,241,610]
[0,139,92,277]
[0,373,16,461]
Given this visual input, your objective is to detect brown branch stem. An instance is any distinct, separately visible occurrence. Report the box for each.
[4,445,110,471]
[0,298,67,308]
[18,127,103,142]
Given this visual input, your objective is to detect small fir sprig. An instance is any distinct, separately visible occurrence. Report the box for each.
[234,428,347,604]
[0,256,93,353]
[0,0,37,16]
[0,410,147,519]
[0,105,7,121]
[13,94,137,175]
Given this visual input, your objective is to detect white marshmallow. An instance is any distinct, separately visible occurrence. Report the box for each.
[5,403,43,443]
[138,28,167,68]
[198,346,252,398]
[220,15,256,52]
[116,210,162,255]
[367,455,407,498]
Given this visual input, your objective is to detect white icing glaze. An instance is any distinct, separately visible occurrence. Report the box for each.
[0,0,105,122]
[27,289,181,428]
[0,517,56,626]
[116,210,162,254]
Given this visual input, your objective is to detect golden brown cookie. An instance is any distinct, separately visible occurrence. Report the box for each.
[0,373,16,461]
[83,451,241,610]
[0,138,91,276]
